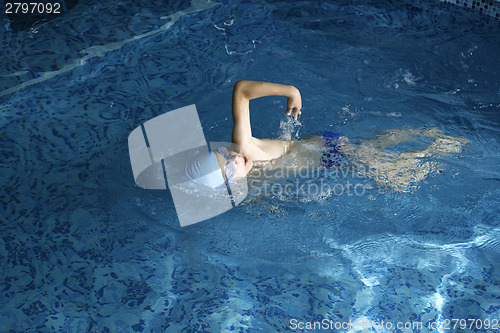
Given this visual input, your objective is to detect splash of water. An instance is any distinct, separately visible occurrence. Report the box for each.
[278,116,302,141]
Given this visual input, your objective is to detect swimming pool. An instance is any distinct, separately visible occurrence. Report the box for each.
[1,0,499,331]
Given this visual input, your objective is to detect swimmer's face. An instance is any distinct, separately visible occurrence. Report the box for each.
[228,150,253,178]
[215,149,253,182]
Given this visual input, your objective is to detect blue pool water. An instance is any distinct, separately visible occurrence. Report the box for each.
[1,0,500,331]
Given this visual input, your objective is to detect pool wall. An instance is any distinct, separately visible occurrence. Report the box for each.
[440,0,500,19]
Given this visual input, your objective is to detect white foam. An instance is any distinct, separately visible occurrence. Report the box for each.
[278,116,302,140]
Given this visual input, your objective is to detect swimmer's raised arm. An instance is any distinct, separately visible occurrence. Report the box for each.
[232,80,302,145]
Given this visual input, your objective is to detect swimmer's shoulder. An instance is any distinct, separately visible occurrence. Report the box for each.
[253,137,323,159]
[240,137,294,161]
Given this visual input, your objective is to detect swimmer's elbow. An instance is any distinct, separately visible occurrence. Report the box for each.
[234,80,245,88]
[233,80,249,99]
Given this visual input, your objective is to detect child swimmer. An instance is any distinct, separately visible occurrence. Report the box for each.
[186,80,469,192]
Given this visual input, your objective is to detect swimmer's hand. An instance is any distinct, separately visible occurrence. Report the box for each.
[286,86,302,120]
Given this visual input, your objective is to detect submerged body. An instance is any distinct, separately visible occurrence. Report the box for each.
[213,80,469,192]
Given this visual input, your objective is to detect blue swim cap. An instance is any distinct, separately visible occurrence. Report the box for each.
[185,151,225,188]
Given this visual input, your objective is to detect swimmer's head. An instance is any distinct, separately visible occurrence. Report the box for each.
[184,147,252,188]
[185,151,224,188]
[214,147,253,183]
